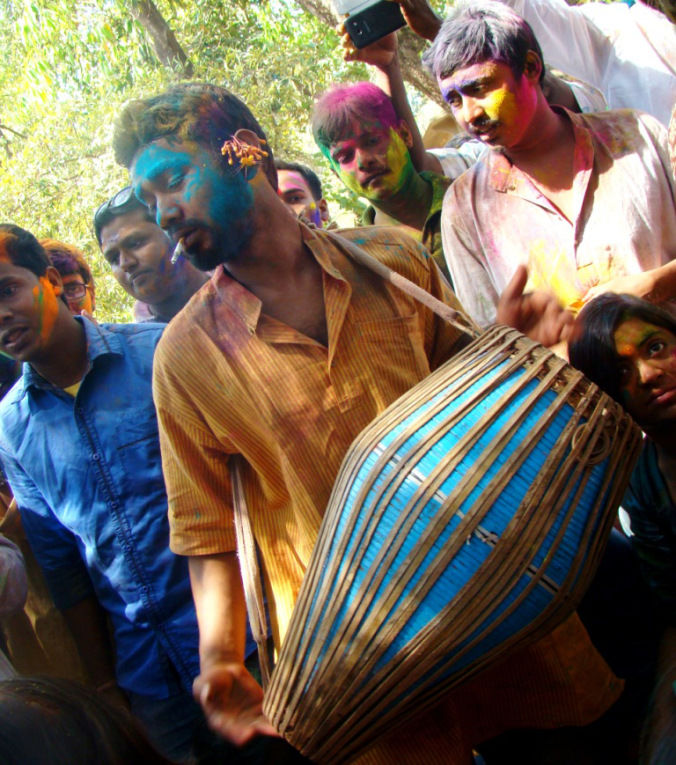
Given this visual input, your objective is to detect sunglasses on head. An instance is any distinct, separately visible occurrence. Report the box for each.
[93,186,143,240]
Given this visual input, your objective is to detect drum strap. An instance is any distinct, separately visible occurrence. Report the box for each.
[324,230,478,337]
[231,455,273,688]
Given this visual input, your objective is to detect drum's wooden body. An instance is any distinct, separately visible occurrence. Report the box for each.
[264,327,642,763]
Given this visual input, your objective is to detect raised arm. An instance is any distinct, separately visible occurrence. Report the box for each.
[393,0,442,42]
[340,28,444,173]
[583,260,676,306]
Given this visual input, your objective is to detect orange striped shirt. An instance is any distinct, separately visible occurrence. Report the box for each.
[153,224,466,645]
[153,224,620,761]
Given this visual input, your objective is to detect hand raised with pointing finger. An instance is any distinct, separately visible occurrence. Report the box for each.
[497,265,575,348]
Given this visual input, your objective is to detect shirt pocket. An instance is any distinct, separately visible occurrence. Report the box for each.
[114,409,165,502]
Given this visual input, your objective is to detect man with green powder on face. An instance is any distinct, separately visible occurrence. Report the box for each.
[312,80,455,284]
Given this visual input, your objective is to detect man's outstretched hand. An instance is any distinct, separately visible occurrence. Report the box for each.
[391,0,442,41]
[339,23,398,68]
[193,661,279,746]
[497,265,574,348]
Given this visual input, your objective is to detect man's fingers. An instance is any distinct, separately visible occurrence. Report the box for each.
[205,706,280,746]
[501,264,529,304]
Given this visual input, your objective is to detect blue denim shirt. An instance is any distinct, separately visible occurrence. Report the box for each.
[0,318,200,697]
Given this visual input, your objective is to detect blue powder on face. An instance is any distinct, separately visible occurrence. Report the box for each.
[131,140,255,264]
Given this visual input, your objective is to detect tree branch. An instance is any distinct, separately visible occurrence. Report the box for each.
[129,0,194,77]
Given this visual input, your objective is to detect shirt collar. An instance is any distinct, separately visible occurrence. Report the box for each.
[487,107,594,193]
[209,223,347,335]
[23,317,122,391]
[360,172,450,232]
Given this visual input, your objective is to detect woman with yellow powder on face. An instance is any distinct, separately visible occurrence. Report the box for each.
[569,293,676,764]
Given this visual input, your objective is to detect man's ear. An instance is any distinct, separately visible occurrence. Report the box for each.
[523,50,543,84]
[45,266,63,297]
[318,198,330,223]
[233,128,263,149]
[230,128,270,180]
[397,121,414,149]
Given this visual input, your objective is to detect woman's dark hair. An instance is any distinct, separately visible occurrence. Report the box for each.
[0,676,170,764]
[568,293,676,403]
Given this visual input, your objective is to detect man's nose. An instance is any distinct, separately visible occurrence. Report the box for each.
[118,248,137,273]
[458,96,484,126]
[0,303,13,324]
[156,195,181,231]
[356,148,376,170]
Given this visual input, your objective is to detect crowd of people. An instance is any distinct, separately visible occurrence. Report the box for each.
[0,0,674,762]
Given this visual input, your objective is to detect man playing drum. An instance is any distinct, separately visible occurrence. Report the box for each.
[113,82,621,762]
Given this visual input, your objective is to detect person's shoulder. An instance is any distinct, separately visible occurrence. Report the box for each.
[96,320,166,357]
[420,170,453,193]
[580,108,668,150]
[153,284,213,365]
[99,320,166,339]
[625,438,664,512]
[334,225,432,270]
[0,377,27,415]
[429,139,488,181]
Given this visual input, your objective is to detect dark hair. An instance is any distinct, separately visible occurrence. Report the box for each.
[93,187,153,246]
[274,159,323,201]
[113,82,277,187]
[40,239,94,289]
[422,0,545,85]
[568,294,676,403]
[312,82,399,158]
[0,224,50,277]
[0,676,170,764]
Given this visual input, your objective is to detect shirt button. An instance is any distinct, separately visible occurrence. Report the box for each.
[92,453,101,461]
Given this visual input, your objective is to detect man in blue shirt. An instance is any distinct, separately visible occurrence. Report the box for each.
[0,223,229,762]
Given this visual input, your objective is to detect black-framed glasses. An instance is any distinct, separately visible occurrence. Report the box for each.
[63,282,88,300]
[93,186,142,242]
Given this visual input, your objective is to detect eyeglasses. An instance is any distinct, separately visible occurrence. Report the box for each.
[93,186,142,242]
[63,282,89,300]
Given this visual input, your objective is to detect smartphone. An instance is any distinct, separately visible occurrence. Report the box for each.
[335,0,406,49]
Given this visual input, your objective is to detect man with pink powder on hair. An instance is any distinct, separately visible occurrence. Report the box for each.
[312,81,455,284]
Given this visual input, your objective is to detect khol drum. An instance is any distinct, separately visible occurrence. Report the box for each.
[263,325,642,764]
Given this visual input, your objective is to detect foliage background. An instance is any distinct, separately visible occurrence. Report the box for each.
[0,0,442,320]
